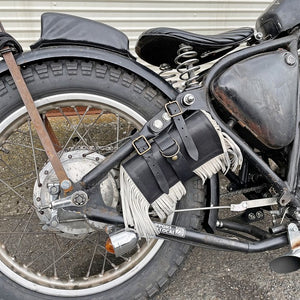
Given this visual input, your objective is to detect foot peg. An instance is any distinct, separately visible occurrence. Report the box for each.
[270,223,300,273]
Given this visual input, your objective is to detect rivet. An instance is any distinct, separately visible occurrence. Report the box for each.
[162,112,171,122]
[153,119,164,130]
[172,155,178,161]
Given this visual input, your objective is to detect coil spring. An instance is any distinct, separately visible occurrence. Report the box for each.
[175,44,201,89]
[159,63,178,86]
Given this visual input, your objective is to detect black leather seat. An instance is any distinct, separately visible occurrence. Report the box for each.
[135,27,254,68]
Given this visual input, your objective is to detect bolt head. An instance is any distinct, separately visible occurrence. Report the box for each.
[285,54,296,66]
[49,185,59,195]
[51,220,58,227]
[256,211,264,219]
[61,179,72,190]
[183,94,195,106]
[248,212,256,221]
[255,32,263,40]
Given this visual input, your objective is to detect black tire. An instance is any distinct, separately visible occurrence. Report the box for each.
[0,58,206,299]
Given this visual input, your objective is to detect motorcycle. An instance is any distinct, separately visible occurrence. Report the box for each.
[0,0,299,299]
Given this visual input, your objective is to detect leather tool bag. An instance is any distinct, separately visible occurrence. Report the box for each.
[120,110,242,239]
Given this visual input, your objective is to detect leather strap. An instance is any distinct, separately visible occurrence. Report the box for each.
[132,136,169,194]
[165,101,199,161]
[155,134,193,182]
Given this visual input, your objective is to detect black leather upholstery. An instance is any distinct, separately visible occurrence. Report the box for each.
[135,27,254,68]
[31,13,130,55]
[124,111,223,204]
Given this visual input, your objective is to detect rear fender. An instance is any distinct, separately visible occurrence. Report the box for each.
[0,45,178,100]
[0,45,217,230]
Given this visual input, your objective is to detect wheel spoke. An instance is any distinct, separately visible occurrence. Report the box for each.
[41,233,91,274]
[0,159,20,177]
[25,244,56,268]
[73,106,97,148]
[52,249,58,279]
[84,237,98,279]
[15,129,41,142]
[74,110,105,149]
[58,106,90,152]
[53,235,72,280]
[100,250,107,276]
[15,209,35,254]
[0,93,158,294]
[4,141,45,152]
[116,114,120,149]
[4,207,33,244]
[0,176,36,199]
[0,178,36,210]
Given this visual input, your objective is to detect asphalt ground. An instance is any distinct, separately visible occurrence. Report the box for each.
[156,176,300,300]
[157,244,298,300]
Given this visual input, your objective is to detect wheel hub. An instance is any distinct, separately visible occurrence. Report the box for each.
[33,149,119,236]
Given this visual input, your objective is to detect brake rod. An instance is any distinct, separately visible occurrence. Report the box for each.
[0,22,72,192]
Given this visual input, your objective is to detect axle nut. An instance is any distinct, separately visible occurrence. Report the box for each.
[71,191,89,206]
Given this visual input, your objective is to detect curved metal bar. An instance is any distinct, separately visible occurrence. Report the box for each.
[203,33,300,195]
[159,229,288,253]
[218,220,271,240]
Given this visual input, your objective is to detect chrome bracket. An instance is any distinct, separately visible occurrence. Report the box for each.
[175,197,278,213]
[230,197,278,212]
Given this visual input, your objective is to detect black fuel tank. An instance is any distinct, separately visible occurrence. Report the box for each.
[212,50,298,149]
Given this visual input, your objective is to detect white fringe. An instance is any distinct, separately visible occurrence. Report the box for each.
[120,111,243,239]
[193,153,228,184]
[200,110,243,173]
[120,166,186,239]
[120,166,157,239]
[151,181,186,219]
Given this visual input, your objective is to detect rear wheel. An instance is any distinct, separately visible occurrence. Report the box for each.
[0,59,206,299]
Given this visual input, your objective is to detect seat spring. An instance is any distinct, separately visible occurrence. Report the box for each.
[159,63,178,87]
[175,44,201,89]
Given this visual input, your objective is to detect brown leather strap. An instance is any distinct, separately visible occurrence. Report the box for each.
[0,23,72,191]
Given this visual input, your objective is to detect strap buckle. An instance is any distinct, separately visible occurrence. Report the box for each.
[132,135,151,155]
[159,138,180,159]
[165,101,183,118]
